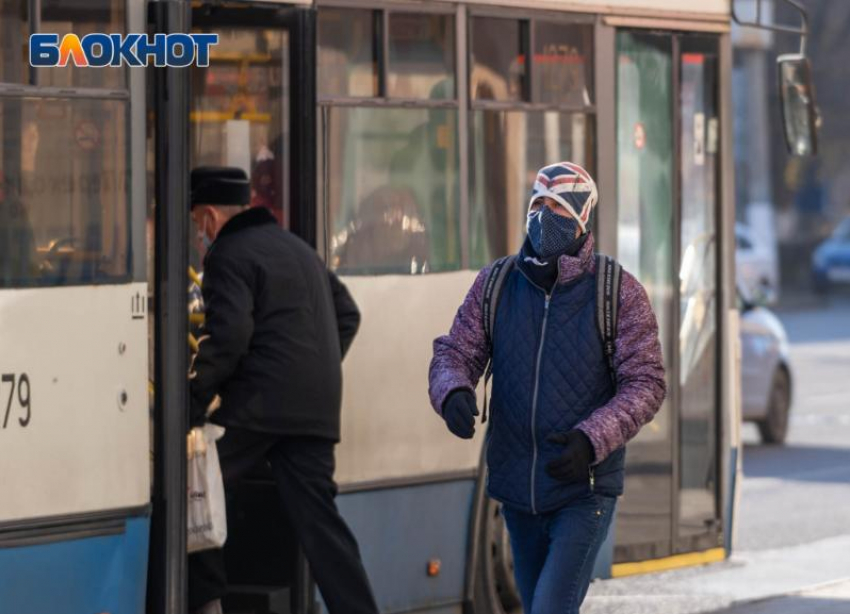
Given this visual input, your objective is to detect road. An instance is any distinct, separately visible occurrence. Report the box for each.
[584,294,850,614]
[736,296,850,551]
[707,296,850,614]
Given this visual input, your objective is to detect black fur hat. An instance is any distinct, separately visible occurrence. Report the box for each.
[190,166,250,208]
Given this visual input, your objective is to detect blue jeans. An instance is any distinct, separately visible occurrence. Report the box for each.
[501,493,617,614]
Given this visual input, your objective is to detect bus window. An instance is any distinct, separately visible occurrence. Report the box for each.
[319,106,460,275]
[388,13,456,100]
[39,0,126,90]
[531,21,594,107]
[0,0,30,84]
[318,8,380,99]
[0,97,130,288]
[190,27,290,230]
[469,110,594,267]
[470,16,526,103]
[678,36,721,550]
[615,30,676,560]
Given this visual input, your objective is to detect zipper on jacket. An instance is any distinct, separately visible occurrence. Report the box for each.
[529,293,551,515]
[589,466,596,492]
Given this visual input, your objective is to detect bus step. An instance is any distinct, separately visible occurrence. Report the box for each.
[223,584,291,614]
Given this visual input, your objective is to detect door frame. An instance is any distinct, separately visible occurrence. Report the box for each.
[603,27,726,564]
[191,3,318,246]
[147,4,318,614]
[187,8,319,611]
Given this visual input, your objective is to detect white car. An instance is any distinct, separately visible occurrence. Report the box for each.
[736,223,778,305]
[739,288,793,444]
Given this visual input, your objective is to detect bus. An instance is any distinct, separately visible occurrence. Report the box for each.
[0,0,815,613]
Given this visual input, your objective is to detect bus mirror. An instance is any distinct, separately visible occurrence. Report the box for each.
[777,54,819,156]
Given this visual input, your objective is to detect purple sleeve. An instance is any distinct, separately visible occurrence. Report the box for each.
[428,267,492,416]
[575,270,667,463]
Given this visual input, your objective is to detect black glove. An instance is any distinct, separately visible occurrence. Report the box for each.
[442,389,479,439]
[188,396,208,431]
[545,430,594,483]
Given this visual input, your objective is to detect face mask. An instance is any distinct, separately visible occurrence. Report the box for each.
[197,214,214,252]
[527,206,583,259]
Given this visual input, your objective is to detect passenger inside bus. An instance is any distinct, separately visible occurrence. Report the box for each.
[0,192,38,287]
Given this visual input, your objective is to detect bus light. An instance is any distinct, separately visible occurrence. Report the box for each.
[427,559,441,577]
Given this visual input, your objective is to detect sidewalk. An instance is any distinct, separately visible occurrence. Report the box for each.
[583,534,850,614]
[713,579,850,613]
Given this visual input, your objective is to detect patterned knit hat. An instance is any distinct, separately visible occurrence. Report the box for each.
[527,162,598,233]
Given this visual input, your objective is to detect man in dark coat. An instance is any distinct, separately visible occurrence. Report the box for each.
[187,166,378,614]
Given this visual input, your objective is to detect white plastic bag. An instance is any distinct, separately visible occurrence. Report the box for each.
[187,424,228,553]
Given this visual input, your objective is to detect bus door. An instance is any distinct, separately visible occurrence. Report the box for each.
[614,30,723,564]
[148,4,317,614]
[189,4,317,613]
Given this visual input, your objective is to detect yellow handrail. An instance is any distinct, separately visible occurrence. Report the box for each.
[188,266,203,288]
[189,267,204,351]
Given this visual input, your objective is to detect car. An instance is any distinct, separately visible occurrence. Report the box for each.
[736,223,779,305]
[739,287,793,444]
[812,216,850,293]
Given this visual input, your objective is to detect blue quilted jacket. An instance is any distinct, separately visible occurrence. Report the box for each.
[486,263,626,514]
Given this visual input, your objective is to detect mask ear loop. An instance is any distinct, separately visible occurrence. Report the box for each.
[525,206,543,235]
[200,212,215,250]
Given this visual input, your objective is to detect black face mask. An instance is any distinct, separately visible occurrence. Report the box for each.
[527,207,584,259]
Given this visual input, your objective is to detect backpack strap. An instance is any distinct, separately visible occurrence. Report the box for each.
[480,254,517,422]
[595,254,623,388]
[482,255,517,352]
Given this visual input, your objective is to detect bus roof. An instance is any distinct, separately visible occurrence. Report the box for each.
[568,0,729,17]
[310,0,731,27]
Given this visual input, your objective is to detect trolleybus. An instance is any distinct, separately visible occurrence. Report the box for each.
[0,0,816,612]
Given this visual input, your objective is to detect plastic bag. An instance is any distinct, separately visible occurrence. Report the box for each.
[187,424,227,553]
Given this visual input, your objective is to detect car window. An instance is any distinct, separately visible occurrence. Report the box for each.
[736,232,753,251]
[832,218,850,242]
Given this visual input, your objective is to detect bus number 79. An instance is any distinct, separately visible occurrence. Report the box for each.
[2,373,31,429]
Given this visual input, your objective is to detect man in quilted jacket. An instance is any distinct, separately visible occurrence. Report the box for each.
[429,162,666,614]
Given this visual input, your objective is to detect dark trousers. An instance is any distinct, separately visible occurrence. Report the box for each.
[501,493,616,614]
[188,429,379,614]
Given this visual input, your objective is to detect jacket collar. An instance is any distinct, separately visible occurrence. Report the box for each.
[554,232,596,285]
[515,232,596,291]
[216,206,277,241]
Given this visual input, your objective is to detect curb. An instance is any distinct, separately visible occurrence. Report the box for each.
[709,577,850,613]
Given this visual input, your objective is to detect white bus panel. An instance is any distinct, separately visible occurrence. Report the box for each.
[336,272,484,485]
[0,283,150,523]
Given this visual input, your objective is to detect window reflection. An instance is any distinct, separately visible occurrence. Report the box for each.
[388,13,455,100]
[615,31,674,560]
[191,28,289,228]
[40,0,126,89]
[0,0,29,84]
[319,107,460,274]
[532,22,593,106]
[470,17,525,102]
[678,45,720,543]
[0,98,130,287]
[469,110,592,266]
[318,8,379,98]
